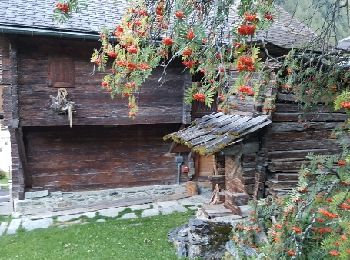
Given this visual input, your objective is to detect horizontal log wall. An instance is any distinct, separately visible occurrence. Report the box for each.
[0,37,11,125]
[264,93,344,195]
[24,124,180,191]
[16,36,191,127]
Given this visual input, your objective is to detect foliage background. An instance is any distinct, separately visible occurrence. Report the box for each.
[276,0,350,40]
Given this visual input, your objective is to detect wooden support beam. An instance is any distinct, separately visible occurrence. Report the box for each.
[7,39,26,199]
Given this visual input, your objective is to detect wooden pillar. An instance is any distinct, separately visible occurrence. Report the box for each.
[1,37,26,200]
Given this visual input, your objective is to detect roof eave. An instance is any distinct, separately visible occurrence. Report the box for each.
[0,24,310,51]
[0,24,100,40]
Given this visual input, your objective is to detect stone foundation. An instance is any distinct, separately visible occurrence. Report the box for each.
[169,203,248,260]
[14,184,210,215]
[169,219,233,259]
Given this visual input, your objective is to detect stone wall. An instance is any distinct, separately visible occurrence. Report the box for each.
[14,184,193,215]
[169,218,233,259]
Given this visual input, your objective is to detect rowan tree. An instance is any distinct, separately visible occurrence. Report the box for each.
[54,0,350,258]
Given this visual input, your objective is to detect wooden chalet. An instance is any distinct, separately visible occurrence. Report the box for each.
[0,1,344,205]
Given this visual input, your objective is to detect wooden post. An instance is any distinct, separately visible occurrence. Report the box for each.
[2,38,26,199]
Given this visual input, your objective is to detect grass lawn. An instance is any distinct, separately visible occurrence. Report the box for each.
[0,173,9,186]
[0,178,8,186]
[0,215,11,223]
[0,212,193,260]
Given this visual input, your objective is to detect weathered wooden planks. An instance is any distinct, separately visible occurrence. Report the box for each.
[15,36,191,127]
[166,113,271,155]
[265,94,344,195]
[24,124,180,191]
[265,139,340,152]
[272,112,347,122]
[1,37,27,199]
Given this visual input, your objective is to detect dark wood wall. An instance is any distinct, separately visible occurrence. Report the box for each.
[24,124,180,191]
[0,37,11,125]
[16,36,191,127]
[223,135,267,197]
[264,92,345,195]
[2,35,192,196]
[1,37,27,199]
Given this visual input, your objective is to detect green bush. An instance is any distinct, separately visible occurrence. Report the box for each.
[230,152,350,259]
[0,170,8,180]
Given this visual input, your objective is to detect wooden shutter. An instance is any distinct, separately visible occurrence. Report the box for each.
[48,57,75,88]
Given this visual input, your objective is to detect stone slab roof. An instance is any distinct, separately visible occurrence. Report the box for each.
[255,6,316,49]
[0,1,315,48]
[0,0,128,38]
[164,112,271,155]
[338,36,350,51]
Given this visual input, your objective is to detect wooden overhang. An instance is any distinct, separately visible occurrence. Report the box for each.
[164,112,272,155]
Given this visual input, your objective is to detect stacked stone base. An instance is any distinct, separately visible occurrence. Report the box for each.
[169,219,233,259]
[14,184,192,215]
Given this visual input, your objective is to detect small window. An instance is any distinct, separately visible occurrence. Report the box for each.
[48,56,75,88]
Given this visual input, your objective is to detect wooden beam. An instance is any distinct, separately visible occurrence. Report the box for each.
[9,39,26,199]
[16,128,31,188]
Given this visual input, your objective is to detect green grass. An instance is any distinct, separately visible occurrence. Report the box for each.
[0,212,193,260]
[0,215,11,222]
[0,171,9,186]
[0,177,8,186]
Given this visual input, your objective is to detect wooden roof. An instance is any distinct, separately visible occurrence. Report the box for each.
[164,113,272,155]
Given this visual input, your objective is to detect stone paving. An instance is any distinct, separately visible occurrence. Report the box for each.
[22,218,53,231]
[0,195,209,236]
[0,222,8,235]
[6,219,21,235]
[0,202,12,215]
[0,188,12,216]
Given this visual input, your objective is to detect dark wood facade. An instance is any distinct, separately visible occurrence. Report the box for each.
[221,97,344,201]
[16,37,190,126]
[1,35,191,199]
[264,93,345,195]
[24,125,180,191]
[222,91,344,201]
[1,34,345,202]
[1,37,26,199]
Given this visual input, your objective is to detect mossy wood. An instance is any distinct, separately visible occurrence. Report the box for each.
[164,112,271,155]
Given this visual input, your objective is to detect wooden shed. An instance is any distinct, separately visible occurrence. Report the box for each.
[165,113,272,212]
